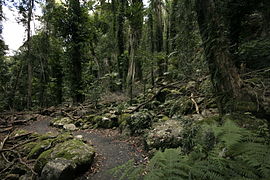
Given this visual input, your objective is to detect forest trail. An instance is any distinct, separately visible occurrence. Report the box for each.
[21,118,145,180]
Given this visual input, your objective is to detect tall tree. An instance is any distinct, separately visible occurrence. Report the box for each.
[152,0,165,77]
[127,0,144,104]
[68,0,86,103]
[26,0,34,108]
[116,0,126,90]
[195,0,243,113]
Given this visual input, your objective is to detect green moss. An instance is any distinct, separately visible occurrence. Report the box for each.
[28,139,54,159]
[20,142,37,157]
[53,133,73,144]
[118,113,131,125]
[197,115,220,125]
[52,139,95,167]
[38,133,57,141]
[50,117,73,127]
[35,149,53,173]
[93,115,103,124]
[161,116,170,121]
[85,114,96,122]
[10,129,29,137]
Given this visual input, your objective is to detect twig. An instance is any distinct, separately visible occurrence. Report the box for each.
[241,67,270,77]
[190,93,200,115]
[0,135,9,150]
[1,134,11,163]
[0,149,37,175]
[62,111,76,120]
[0,161,14,174]
[9,137,38,150]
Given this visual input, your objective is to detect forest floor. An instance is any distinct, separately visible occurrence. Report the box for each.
[3,115,146,180]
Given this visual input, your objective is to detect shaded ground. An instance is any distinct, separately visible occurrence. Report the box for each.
[21,118,145,180]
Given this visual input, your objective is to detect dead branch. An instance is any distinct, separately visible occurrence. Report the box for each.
[0,127,13,133]
[9,132,32,141]
[1,134,11,163]
[61,110,76,120]
[190,93,200,115]
[0,149,37,175]
[9,137,38,151]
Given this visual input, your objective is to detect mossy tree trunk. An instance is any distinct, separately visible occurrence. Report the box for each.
[69,0,85,103]
[195,0,243,114]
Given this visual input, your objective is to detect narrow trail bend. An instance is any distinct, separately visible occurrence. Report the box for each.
[22,118,145,180]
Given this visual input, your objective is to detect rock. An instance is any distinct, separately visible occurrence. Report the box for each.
[145,120,183,150]
[201,108,219,117]
[27,139,54,159]
[75,135,83,140]
[50,117,73,128]
[164,97,193,116]
[186,81,196,90]
[76,110,87,116]
[51,139,95,172]
[127,111,152,135]
[35,139,95,174]
[40,159,75,180]
[89,115,117,129]
[63,124,77,131]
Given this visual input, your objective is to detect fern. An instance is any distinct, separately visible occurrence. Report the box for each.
[111,117,270,180]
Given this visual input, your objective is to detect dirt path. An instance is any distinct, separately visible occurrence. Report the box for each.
[22,118,145,180]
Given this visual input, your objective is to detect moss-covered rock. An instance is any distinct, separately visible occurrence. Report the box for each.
[126,111,152,135]
[84,114,118,129]
[164,96,193,116]
[35,149,54,173]
[27,139,54,159]
[118,113,131,131]
[145,120,183,150]
[51,139,95,169]
[35,139,95,175]
[50,117,73,128]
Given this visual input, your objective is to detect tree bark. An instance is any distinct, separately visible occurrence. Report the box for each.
[27,0,34,109]
[195,0,243,113]
[69,0,84,103]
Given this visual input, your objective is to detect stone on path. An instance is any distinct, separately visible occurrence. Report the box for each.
[40,158,75,180]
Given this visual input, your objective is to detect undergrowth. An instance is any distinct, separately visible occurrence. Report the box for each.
[111,119,270,180]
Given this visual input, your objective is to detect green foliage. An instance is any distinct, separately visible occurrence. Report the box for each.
[113,118,270,180]
[238,38,270,69]
[126,111,152,135]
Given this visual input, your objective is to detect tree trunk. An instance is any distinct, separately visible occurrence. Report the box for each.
[69,0,84,104]
[27,0,34,109]
[195,0,243,113]
[117,0,125,90]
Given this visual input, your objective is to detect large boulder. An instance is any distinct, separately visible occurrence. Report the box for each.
[35,139,95,174]
[40,159,75,180]
[145,120,183,150]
